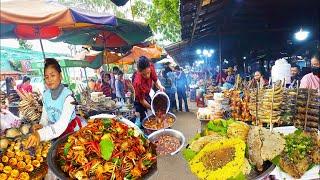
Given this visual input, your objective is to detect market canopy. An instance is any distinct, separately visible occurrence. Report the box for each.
[0,0,117,39]
[50,18,153,48]
[75,44,163,65]
[114,44,163,65]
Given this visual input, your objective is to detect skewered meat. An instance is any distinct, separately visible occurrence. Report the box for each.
[294,89,319,131]
[18,91,42,122]
[249,85,284,125]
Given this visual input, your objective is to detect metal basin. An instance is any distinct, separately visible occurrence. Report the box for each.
[47,117,156,179]
[148,129,185,156]
[142,112,176,134]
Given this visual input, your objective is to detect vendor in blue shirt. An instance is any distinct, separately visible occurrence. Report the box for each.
[26,58,82,148]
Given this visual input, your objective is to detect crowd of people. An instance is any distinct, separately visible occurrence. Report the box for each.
[213,52,320,90]
[87,56,191,121]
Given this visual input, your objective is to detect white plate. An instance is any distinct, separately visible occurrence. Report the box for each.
[270,126,320,180]
[90,114,117,119]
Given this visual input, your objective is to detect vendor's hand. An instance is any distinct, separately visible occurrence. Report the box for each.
[158,85,165,92]
[26,132,40,148]
[31,124,43,132]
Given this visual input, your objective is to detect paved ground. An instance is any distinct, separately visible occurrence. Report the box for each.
[149,101,199,180]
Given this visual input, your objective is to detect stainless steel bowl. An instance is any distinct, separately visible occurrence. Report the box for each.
[148,129,185,156]
[142,112,176,134]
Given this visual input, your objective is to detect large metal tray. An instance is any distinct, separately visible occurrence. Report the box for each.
[47,117,157,179]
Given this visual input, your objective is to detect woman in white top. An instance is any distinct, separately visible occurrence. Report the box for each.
[26,58,82,148]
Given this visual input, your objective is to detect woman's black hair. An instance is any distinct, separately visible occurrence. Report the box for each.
[112,66,120,73]
[137,56,150,71]
[118,70,124,75]
[312,51,319,61]
[162,70,168,78]
[22,76,31,83]
[174,65,181,71]
[290,64,300,70]
[102,73,111,83]
[44,58,61,74]
[5,77,14,95]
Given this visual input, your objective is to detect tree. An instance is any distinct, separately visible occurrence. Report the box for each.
[18,39,32,50]
[58,0,181,44]
[132,0,181,44]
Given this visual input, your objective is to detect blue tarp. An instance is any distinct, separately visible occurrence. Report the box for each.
[0,46,64,71]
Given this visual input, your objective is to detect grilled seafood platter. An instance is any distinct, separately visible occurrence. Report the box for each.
[272,128,320,179]
[0,139,51,180]
[53,118,156,180]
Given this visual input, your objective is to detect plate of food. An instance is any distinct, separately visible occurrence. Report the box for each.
[0,138,51,180]
[47,118,157,180]
[271,126,320,180]
[183,119,280,180]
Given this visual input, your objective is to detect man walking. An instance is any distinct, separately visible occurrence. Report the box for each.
[175,66,189,112]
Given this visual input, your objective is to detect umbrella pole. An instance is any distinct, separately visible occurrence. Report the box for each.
[103,38,109,71]
[83,68,89,87]
[39,38,46,60]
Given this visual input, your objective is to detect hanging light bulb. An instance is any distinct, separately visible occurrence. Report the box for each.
[295,29,309,41]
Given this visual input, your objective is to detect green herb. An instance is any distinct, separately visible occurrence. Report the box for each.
[284,130,313,163]
[206,120,230,136]
[112,158,121,166]
[63,142,71,156]
[103,119,112,128]
[140,135,147,145]
[100,139,114,161]
[271,155,280,166]
[71,160,77,166]
[128,129,134,137]
[101,133,112,141]
[227,172,246,180]
[59,159,66,166]
[124,173,133,180]
[307,163,315,171]
[182,148,197,161]
[245,144,249,158]
[188,133,201,144]
[142,160,152,167]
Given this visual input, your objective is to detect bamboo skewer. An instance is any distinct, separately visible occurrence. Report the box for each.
[304,88,311,131]
[294,81,299,125]
[270,83,275,132]
[255,84,259,126]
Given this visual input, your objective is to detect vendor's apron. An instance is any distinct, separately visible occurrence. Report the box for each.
[43,87,80,138]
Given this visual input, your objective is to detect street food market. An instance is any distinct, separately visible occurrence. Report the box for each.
[0,0,319,179]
